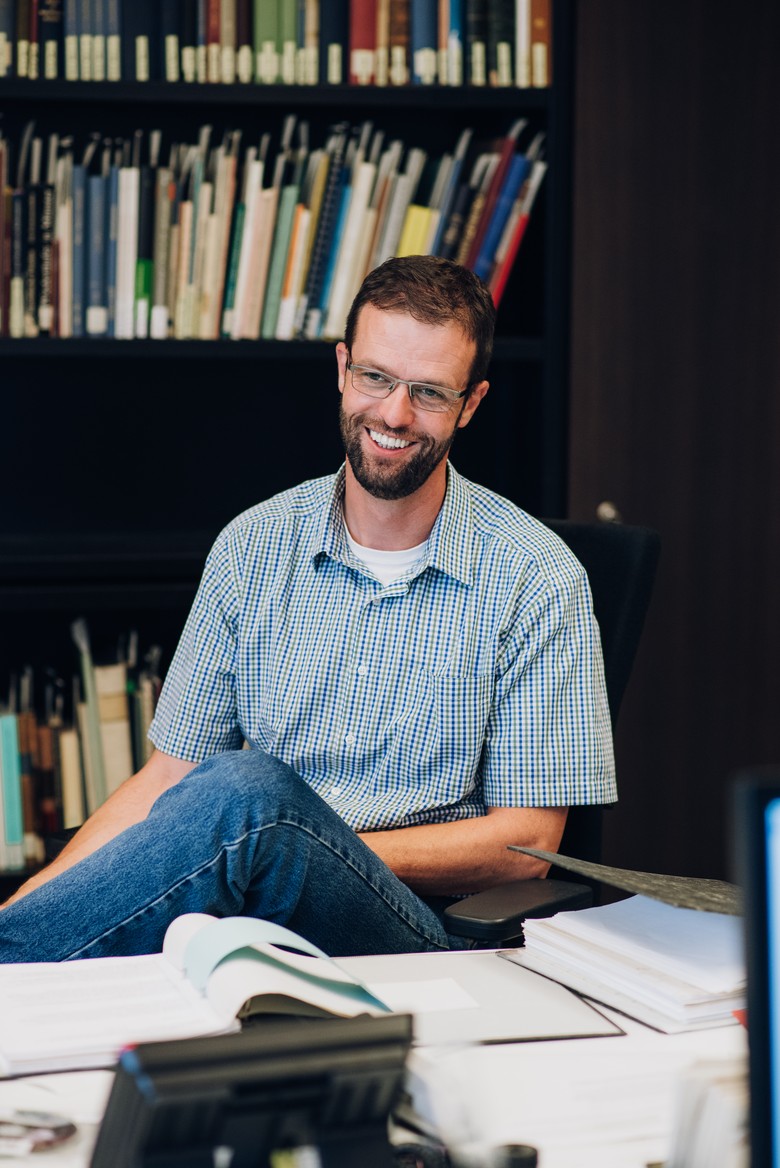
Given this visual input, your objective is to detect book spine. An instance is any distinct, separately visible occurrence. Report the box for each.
[465,0,486,85]
[63,0,78,77]
[15,0,30,76]
[253,0,278,82]
[446,0,464,85]
[514,0,529,86]
[260,182,299,338]
[28,0,39,77]
[348,0,375,85]
[23,182,40,336]
[487,0,513,86]
[0,715,27,871]
[77,0,90,77]
[206,0,219,80]
[161,0,180,81]
[410,0,437,83]
[86,172,107,334]
[219,0,236,82]
[38,0,63,78]
[105,161,119,335]
[235,0,251,81]
[37,177,55,334]
[387,0,408,84]
[180,0,196,79]
[0,0,14,77]
[70,163,86,336]
[300,0,318,84]
[318,0,347,83]
[529,0,549,86]
[105,0,119,78]
[278,0,296,84]
[9,189,26,337]
[91,0,106,78]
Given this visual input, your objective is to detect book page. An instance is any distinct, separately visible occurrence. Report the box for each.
[0,955,236,1075]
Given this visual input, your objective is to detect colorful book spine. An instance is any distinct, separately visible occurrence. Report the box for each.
[86,171,107,334]
[105,0,120,79]
[410,0,437,83]
[253,0,278,82]
[348,0,375,85]
[0,0,14,77]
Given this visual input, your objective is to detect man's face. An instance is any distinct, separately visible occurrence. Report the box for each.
[336,306,488,502]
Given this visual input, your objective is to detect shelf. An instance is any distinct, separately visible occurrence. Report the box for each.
[0,78,550,111]
[0,336,544,361]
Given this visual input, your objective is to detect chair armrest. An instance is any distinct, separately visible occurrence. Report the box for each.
[443,878,593,945]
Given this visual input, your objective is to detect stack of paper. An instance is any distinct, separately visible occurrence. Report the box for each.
[510,894,745,1032]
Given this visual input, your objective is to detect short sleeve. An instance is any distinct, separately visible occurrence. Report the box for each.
[480,554,617,808]
[148,530,245,760]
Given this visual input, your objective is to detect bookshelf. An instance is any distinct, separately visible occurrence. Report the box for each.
[0,5,576,856]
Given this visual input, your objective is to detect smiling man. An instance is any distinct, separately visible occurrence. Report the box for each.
[0,256,615,962]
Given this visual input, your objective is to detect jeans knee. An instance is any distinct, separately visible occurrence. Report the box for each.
[182,749,313,826]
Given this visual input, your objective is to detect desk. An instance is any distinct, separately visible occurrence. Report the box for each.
[0,1014,746,1168]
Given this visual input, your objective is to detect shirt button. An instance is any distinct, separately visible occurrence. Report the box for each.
[357,665,368,677]
[344,733,356,746]
[330,786,342,797]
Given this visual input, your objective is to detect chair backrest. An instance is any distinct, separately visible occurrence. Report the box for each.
[542,519,661,867]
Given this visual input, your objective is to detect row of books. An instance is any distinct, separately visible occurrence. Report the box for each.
[0,629,161,871]
[0,0,553,88]
[0,114,546,341]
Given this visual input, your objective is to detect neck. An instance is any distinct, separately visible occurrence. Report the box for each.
[343,462,447,550]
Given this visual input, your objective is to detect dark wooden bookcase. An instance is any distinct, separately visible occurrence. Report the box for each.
[0,2,575,732]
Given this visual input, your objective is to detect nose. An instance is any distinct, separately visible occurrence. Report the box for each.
[379,380,416,429]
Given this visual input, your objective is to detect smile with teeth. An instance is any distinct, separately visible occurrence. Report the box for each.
[369,428,413,450]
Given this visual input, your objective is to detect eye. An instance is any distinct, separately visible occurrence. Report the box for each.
[415,384,449,403]
[354,367,392,390]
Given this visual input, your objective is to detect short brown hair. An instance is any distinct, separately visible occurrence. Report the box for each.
[344,256,496,387]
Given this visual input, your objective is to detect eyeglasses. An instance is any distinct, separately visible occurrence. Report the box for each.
[347,363,468,414]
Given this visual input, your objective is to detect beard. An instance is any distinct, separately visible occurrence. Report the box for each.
[339,400,460,500]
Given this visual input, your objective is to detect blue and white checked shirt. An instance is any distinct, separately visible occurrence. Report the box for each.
[149,465,616,830]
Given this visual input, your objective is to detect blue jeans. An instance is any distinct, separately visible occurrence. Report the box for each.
[0,751,452,962]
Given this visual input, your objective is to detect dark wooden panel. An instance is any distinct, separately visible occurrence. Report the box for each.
[569,0,780,879]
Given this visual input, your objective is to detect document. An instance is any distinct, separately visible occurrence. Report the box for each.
[509,894,745,1032]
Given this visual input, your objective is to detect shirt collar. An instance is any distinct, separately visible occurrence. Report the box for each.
[314,464,475,586]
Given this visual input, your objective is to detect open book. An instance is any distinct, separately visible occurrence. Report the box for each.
[0,913,389,1076]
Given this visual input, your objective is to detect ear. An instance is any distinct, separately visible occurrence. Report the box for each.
[457,380,489,429]
[335,342,349,392]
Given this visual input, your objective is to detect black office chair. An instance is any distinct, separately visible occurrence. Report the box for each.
[441,518,661,946]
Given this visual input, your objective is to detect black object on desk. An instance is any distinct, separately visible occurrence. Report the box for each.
[90,1014,412,1168]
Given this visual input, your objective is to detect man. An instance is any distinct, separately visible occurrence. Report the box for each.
[0,256,615,961]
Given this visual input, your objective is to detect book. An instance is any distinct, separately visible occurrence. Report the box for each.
[387,0,408,84]
[71,618,107,812]
[94,662,133,797]
[253,0,278,82]
[0,912,390,1076]
[234,0,251,80]
[410,0,436,84]
[205,0,219,81]
[91,0,105,79]
[77,0,89,78]
[529,0,549,86]
[278,0,296,83]
[104,0,119,79]
[318,0,347,83]
[464,0,486,86]
[486,0,513,85]
[14,0,30,76]
[348,0,375,85]
[514,0,530,86]
[63,0,77,77]
[0,0,14,76]
[38,0,63,78]
[472,148,530,281]
[511,894,746,1033]
[0,711,26,872]
[85,170,107,335]
[445,0,464,86]
[462,116,525,268]
[160,0,179,81]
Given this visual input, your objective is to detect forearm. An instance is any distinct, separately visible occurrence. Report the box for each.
[358,805,568,896]
[2,750,196,906]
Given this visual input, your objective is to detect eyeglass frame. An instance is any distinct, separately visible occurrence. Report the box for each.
[345,359,470,413]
